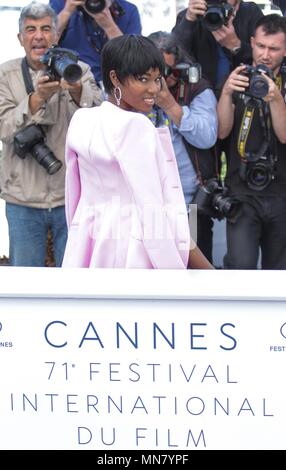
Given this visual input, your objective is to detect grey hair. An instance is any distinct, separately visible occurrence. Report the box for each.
[19,1,58,33]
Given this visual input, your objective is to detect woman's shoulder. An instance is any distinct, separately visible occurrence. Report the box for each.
[103,102,155,129]
[74,104,101,117]
[69,103,101,127]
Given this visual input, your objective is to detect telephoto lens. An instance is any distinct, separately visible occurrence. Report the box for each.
[54,55,82,83]
[40,46,83,84]
[13,124,62,175]
[31,143,62,175]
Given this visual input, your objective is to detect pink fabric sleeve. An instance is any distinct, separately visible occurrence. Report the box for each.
[114,115,190,269]
[64,118,82,229]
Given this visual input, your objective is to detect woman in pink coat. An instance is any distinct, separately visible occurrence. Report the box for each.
[62,35,212,269]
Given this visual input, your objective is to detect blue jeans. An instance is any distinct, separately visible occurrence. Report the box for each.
[6,203,67,267]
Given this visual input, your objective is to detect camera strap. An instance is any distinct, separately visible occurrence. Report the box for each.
[237,97,273,162]
[21,58,45,136]
[174,80,189,106]
[21,57,35,94]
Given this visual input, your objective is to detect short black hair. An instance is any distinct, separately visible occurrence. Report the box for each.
[101,34,165,94]
[255,13,286,37]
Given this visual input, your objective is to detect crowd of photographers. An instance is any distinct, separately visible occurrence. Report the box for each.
[49,0,141,87]
[1,0,286,269]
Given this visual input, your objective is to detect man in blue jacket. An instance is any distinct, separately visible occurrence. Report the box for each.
[49,0,141,85]
[172,0,263,93]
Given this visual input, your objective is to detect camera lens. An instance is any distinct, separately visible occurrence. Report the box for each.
[203,8,224,31]
[54,57,82,83]
[247,162,272,191]
[212,193,239,218]
[32,144,62,175]
[171,63,189,81]
[192,178,240,219]
[249,75,269,99]
[85,0,106,14]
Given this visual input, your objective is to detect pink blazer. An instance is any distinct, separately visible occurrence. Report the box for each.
[62,101,190,268]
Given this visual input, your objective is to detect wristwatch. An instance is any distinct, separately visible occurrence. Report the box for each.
[230,46,241,55]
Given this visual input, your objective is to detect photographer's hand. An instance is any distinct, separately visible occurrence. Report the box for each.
[186,0,207,21]
[262,74,279,103]
[62,0,85,14]
[222,64,249,95]
[212,15,241,51]
[217,65,248,139]
[155,77,183,127]
[61,78,82,106]
[57,1,86,37]
[29,75,60,114]
[263,74,286,143]
[85,3,122,39]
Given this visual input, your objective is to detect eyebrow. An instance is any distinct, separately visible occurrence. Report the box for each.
[24,23,52,30]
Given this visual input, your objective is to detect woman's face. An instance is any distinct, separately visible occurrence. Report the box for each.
[119,68,163,113]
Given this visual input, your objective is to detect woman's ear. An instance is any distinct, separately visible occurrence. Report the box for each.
[109,70,119,88]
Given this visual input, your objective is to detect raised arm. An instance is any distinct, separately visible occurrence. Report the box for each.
[217,64,248,139]
[263,74,286,144]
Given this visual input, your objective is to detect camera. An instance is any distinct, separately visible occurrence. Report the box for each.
[203,1,234,32]
[165,63,202,84]
[84,0,124,17]
[14,124,62,175]
[40,45,82,83]
[239,154,275,191]
[85,0,106,14]
[242,64,274,99]
[192,178,240,220]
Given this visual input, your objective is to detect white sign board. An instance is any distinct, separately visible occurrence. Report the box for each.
[0,268,286,450]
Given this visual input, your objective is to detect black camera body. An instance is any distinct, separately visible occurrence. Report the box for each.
[165,62,202,84]
[14,124,62,175]
[192,178,240,220]
[84,0,124,17]
[240,154,275,191]
[85,0,106,14]
[242,64,274,99]
[40,45,82,83]
[203,0,234,32]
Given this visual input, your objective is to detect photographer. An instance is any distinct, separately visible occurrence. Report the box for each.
[172,0,263,91]
[217,14,286,269]
[49,0,141,85]
[148,32,218,263]
[0,2,103,267]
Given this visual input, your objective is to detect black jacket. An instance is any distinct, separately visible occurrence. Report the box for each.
[172,2,263,89]
[224,80,286,197]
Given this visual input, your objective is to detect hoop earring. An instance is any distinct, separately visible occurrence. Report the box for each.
[113,86,122,106]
